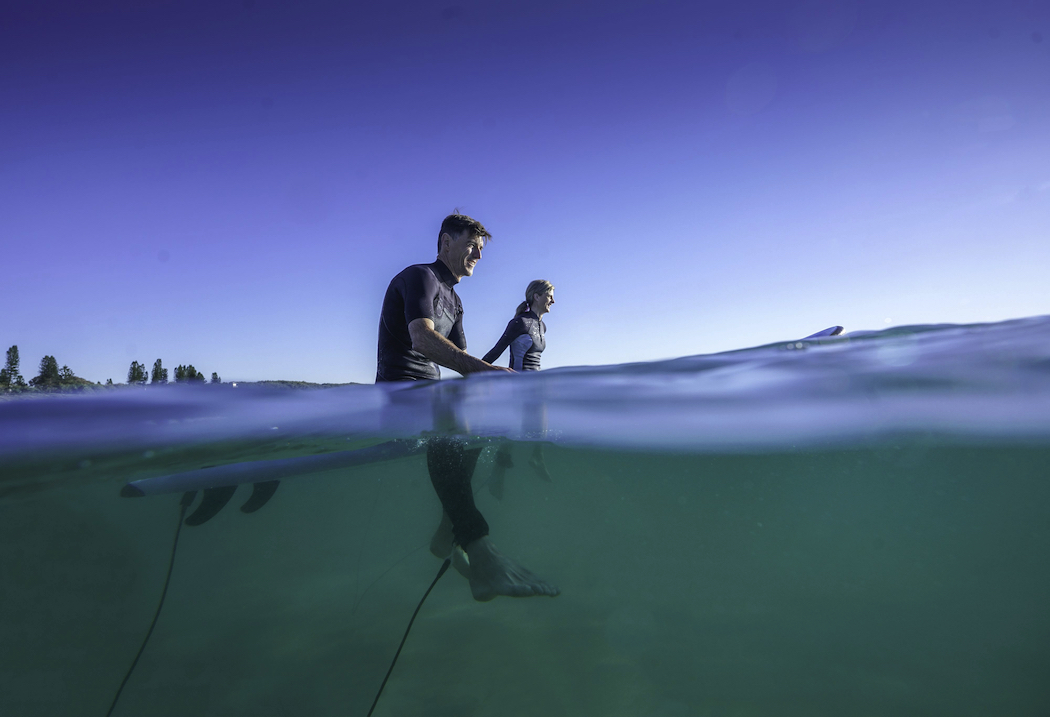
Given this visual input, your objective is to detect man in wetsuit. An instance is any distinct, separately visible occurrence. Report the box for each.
[376,213,559,601]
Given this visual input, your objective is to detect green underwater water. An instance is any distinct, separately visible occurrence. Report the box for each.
[3,439,1050,716]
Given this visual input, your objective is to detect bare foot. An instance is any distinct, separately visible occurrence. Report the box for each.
[464,536,560,602]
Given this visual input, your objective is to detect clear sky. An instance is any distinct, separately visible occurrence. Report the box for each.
[2,0,1047,384]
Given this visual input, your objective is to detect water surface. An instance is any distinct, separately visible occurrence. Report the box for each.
[3,317,1049,716]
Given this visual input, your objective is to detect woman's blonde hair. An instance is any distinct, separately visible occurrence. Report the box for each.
[515,279,555,316]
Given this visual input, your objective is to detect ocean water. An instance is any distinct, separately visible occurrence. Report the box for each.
[3,316,1050,716]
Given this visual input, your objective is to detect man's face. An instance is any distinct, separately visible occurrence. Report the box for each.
[443,231,484,279]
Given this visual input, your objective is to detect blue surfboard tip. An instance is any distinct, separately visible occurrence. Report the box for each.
[801,326,844,340]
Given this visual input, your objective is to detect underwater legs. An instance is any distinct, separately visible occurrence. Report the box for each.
[528,444,552,483]
[426,438,488,546]
[487,441,552,501]
[426,438,559,601]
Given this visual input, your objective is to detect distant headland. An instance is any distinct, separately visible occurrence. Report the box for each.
[0,345,355,396]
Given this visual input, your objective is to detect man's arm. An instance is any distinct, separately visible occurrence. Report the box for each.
[409,318,514,375]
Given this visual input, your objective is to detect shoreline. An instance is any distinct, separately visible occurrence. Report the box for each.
[0,379,361,399]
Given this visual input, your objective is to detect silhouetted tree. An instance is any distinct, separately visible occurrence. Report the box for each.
[4,346,19,378]
[59,366,75,384]
[2,346,25,387]
[128,361,148,385]
[210,372,221,384]
[31,355,60,387]
[175,364,205,383]
[151,359,168,385]
[106,378,114,386]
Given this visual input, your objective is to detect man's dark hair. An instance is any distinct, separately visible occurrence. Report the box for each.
[438,213,492,251]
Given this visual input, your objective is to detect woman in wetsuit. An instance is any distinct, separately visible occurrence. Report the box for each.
[482,279,555,498]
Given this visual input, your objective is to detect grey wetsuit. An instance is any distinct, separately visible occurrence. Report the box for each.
[482,310,546,371]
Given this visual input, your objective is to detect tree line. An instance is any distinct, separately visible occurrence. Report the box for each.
[125,359,220,385]
[0,345,221,391]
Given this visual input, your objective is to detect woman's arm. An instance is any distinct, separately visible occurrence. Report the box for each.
[481,318,522,365]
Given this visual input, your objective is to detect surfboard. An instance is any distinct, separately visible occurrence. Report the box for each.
[801,326,844,339]
[120,437,506,524]
[121,439,428,498]
[121,327,844,524]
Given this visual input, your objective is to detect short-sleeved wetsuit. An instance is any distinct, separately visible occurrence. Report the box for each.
[482,310,546,372]
[375,259,488,547]
[376,261,465,382]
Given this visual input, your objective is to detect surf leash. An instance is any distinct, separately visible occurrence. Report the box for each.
[366,557,452,717]
[106,490,450,716]
[106,490,196,717]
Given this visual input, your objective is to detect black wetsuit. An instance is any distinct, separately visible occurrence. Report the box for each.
[482,310,546,371]
[376,261,465,382]
[375,259,488,547]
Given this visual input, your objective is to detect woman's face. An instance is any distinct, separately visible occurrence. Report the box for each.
[531,289,555,315]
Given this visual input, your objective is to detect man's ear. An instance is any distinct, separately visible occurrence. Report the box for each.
[439,232,451,252]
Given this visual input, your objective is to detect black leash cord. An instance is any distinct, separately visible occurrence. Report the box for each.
[107,491,447,717]
[366,557,451,717]
[106,491,195,717]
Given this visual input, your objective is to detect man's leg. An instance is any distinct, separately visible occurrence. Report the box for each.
[426,437,559,602]
[426,438,488,547]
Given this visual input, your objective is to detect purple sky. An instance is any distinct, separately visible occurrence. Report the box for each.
[2,0,1048,384]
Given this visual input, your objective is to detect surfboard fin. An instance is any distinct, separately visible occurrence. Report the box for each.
[120,483,145,498]
[184,486,237,526]
[240,480,280,514]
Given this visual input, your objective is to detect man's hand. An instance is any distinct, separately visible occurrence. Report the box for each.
[408,318,512,376]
